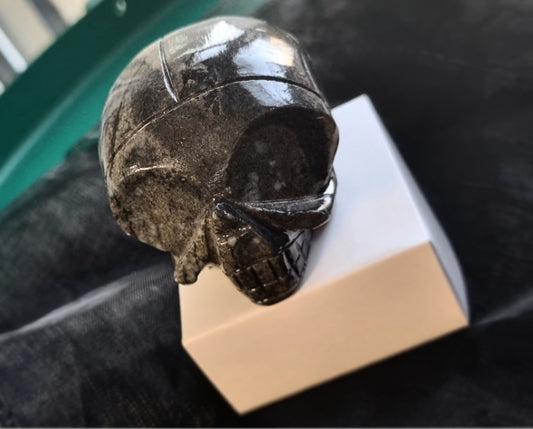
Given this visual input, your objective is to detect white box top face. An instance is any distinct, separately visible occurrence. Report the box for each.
[180,95,466,338]
[304,95,429,290]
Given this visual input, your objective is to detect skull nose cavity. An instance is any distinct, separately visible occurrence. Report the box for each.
[231,229,311,305]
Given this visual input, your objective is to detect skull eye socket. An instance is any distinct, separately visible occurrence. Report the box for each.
[115,169,205,253]
[225,107,337,203]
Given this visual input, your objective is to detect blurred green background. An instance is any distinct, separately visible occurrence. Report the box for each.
[0,0,267,211]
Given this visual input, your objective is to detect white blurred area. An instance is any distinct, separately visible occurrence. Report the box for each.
[0,0,88,93]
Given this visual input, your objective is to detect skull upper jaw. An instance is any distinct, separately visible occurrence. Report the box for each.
[207,174,337,305]
[210,201,313,305]
[162,171,336,305]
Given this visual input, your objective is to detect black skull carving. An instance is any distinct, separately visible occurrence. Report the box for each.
[99,16,338,305]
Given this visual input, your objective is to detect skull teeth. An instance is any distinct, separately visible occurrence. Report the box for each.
[231,229,311,305]
[283,229,311,280]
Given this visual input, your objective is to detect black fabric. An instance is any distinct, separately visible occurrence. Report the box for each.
[1,0,533,425]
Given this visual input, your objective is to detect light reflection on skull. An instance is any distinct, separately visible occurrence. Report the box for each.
[100,16,338,305]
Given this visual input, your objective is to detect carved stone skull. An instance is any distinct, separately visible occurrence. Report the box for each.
[100,16,338,305]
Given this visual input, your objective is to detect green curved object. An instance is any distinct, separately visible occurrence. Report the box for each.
[0,0,268,211]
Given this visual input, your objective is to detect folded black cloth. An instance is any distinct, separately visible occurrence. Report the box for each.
[1,0,533,425]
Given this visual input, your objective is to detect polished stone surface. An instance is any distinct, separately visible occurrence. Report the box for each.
[100,17,338,304]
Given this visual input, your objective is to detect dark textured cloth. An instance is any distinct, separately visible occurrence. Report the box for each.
[2,0,533,425]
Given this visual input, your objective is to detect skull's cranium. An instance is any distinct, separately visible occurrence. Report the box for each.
[99,16,338,305]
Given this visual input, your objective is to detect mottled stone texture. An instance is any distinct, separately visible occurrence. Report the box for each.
[99,16,338,304]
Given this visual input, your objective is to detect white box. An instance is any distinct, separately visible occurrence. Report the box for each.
[179,95,469,414]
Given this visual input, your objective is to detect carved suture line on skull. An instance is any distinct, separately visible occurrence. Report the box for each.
[103,99,124,177]
[106,77,324,180]
[158,39,179,103]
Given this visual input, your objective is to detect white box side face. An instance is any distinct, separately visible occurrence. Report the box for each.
[184,244,467,414]
[303,96,432,289]
[359,96,468,316]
